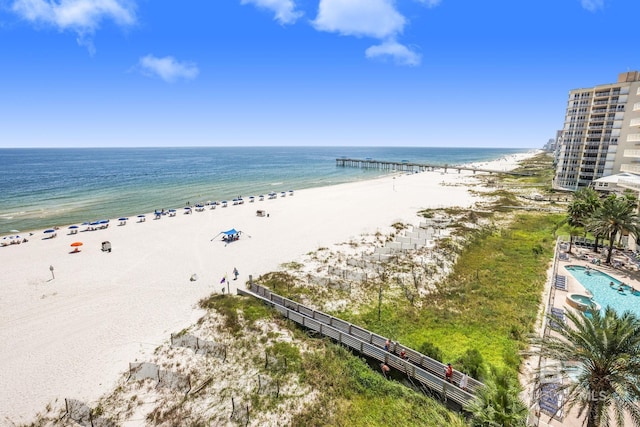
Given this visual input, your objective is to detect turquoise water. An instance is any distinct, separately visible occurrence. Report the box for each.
[565,265,640,317]
[0,147,526,233]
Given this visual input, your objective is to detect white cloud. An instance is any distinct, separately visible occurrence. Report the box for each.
[312,0,405,39]
[241,0,302,25]
[11,0,136,30]
[365,40,420,66]
[312,0,420,66]
[581,0,604,12]
[415,0,441,7]
[138,55,199,83]
[11,0,136,52]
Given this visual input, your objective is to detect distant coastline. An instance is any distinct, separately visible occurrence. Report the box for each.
[0,146,530,234]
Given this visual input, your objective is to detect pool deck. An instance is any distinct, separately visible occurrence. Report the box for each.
[526,242,639,427]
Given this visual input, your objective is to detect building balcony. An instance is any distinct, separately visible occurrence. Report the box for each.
[624,149,640,158]
[630,118,640,127]
[634,102,640,112]
[627,134,640,142]
[620,164,640,174]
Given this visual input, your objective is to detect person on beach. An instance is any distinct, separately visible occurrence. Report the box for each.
[233,267,239,280]
[445,363,453,383]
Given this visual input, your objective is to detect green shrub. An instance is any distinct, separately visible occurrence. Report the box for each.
[418,341,443,362]
[454,348,486,381]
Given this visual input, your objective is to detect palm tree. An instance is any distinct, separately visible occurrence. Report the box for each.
[558,188,600,253]
[465,367,528,427]
[588,194,640,264]
[532,307,640,427]
[573,188,603,252]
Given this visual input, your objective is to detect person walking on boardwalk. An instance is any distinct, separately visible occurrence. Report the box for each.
[399,348,407,360]
[233,267,239,280]
[445,363,453,383]
[384,339,391,351]
[459,372,468,391]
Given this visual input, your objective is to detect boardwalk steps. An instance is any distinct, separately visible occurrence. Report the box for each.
[238,283,485,409]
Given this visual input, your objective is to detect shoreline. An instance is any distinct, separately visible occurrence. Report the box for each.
[0,147,532,236]
[0,150,538,423]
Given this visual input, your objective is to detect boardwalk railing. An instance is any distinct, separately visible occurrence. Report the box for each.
[336,158,532,176]
[238,283,485,408]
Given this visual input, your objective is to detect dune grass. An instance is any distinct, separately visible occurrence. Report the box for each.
[332,212,562,373]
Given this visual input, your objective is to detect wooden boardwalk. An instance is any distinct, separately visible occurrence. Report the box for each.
[238,283,484,409]
[336,158,532,176]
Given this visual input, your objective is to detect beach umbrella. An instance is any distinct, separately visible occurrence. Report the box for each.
[71,242,83,247]
[168,209,176,213]
[137,214,145,218]
[44,229,56,234]
[99,219,109,224]
[69,225,79,229]
[118,217,128,221]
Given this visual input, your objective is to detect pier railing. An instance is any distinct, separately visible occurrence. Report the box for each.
[238,282,485,409]
[336,158,532,176]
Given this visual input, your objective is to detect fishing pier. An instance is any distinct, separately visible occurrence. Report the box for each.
[336,158,532,176]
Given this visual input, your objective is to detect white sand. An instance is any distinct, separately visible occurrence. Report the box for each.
[0,151,536,424]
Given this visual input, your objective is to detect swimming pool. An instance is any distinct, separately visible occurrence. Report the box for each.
[564,265,640,317]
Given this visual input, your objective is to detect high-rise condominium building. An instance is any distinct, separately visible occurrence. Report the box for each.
[553,71,640,191]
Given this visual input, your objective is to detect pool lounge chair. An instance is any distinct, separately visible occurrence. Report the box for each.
[554,275,567,291]
[539,382,563,419]
[549,307,565,329]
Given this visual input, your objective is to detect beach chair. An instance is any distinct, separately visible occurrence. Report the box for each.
[539,382,563,418]
[554,275,567,291]
[549,307,565,329]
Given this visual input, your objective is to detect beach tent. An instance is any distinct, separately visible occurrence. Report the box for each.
[211,228,243,242]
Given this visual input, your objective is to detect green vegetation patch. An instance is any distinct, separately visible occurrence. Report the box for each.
[333,212,562,374]
[198,294,273,335]
[291,343,466,426]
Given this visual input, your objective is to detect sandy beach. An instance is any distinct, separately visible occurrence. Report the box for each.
[0,152,535,424]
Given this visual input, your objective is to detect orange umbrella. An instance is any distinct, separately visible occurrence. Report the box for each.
[70,242,83,247]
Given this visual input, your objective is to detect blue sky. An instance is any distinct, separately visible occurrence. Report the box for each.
[1,0,639,148]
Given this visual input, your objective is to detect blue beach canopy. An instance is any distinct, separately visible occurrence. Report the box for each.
[69,225,79,229]
[223,229,238,235]
[118,217,128,221]
[44,229,55,233]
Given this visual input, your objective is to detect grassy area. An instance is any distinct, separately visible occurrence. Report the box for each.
[198,293,468,425]
[290,342,467,426]
[328,212,562,373]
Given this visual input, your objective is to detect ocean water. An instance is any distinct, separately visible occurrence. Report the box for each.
[0,146,528,234]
